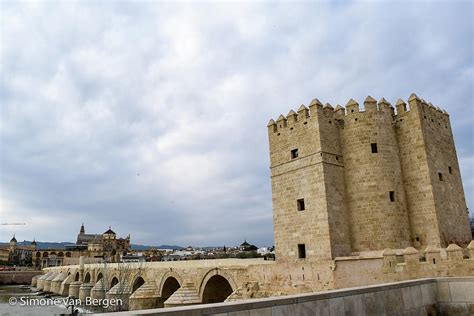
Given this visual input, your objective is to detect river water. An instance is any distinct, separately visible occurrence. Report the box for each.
[0,285,100,315]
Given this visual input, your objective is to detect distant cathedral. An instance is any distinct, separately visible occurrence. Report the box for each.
[76,223,131,256]
[27,224,132,268]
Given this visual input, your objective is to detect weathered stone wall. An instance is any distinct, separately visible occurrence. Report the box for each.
[268,94,472,260]
[395,96,441,248]
[340,97,411,251]
[318,103,352,258]
[333,244,474,289]
[395,95,471,249]
[268,100,352,263]
[269,103,334,262]
[0,271,42,285]
[414,96,471,247]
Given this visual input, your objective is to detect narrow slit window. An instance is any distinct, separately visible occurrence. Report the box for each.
[291,149,299,159]
[389,191,395,202]
[371,143,378,153]
[448,166,452,174]
[297,199,305,211]
[438,173,443,181]
[298,244,306,259]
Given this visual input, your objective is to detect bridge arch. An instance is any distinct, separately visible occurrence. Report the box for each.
[74,272,80,281]
[110,276,119,288]
[199,269,236,304]
[158,271,183,297]
[96,272,104,282]
[84,272,91,283]
[131,276,145,294]
[157,271,182,307]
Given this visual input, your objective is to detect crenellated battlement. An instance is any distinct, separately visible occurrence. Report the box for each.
[395,242,473,263]
[268,94,451,132]
[396,94,449,126]
[380,241,474,277]
[332,242,474,290]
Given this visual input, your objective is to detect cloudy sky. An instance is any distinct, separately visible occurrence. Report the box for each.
[1,1,472,247]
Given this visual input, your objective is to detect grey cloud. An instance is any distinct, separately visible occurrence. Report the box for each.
[1,1,472,246]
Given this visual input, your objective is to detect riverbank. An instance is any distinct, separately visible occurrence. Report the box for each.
[0,271,42,285]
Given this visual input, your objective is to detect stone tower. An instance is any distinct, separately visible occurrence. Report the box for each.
[268,94,471,263]
[340,97,411,252]
[267,99,352,262]
[395,94,471,248]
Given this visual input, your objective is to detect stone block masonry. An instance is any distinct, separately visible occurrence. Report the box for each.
[268,94,471,262]
[0,271,42,285]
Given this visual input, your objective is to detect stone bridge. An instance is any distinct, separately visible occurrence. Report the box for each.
[32,258,274,310]
[32,244,474,312]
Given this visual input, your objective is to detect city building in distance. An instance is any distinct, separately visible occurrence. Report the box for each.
[0,225,132,269]
[34,224,131,268]
[0,235,35,267]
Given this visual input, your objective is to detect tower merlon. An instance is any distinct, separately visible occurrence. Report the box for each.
[267,119,277,132]
[408,93,421,102]
[323,102,334,110]
[378,97,394,115]
[286,110,298,124]
[335,105,345,118]
[276,114,287,129]
[408,93,421,111]
[309,98,323,113]
[323,103,335,115]
[346,98,359,114]
[364,95,377,112]
[395,98,407,115]
[297,104,309,118]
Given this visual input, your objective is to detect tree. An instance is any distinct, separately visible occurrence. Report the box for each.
[100,260,147,312]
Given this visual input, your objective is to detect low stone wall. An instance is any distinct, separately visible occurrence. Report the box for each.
[100,277,474,316]
[437,278,474,315]
[0,271,43,285]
